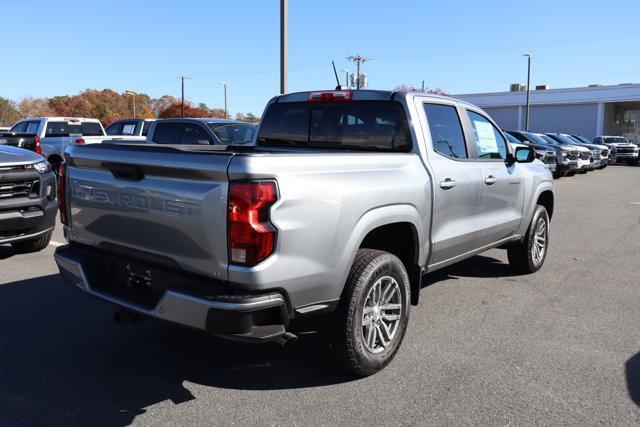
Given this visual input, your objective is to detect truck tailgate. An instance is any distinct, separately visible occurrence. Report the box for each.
[65,144,233,280]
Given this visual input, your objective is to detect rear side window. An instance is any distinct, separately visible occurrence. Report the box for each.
[152,122,182,144]
[45,121,104,137]
[258,101,412,152]
[466,111,507,159]
[10,121,28,132]
[423,104,467,159]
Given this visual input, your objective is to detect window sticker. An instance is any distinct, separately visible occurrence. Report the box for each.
[473,120,498,156]
[122,124,136,135]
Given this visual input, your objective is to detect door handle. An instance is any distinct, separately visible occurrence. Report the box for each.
[484,175,496,185]
[439,178,456,190]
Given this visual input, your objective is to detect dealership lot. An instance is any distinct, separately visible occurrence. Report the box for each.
[1,166,639,424]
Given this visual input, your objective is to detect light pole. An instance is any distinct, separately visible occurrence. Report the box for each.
[176,75,191,118]
[523,53,532,131]
[280,0,287,94]
[340,69,350,88]
[124,91,136,118]
[218,81,228,119]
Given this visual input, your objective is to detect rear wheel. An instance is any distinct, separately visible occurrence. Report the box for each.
[48,156,62,175]
[507,205,549,274]
[332,249,410,377]
[11,230,52,253]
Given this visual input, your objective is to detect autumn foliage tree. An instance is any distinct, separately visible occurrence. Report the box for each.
[158,101,227,119]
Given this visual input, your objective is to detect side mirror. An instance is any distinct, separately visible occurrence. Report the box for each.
[194,138,210,145]
[514,146,535,163]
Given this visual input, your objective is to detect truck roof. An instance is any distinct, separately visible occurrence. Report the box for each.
[272,89,478,109]
[24,117,102,123]
[157,118,246,124]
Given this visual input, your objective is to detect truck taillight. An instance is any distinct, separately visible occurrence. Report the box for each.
[307,90,352,102]
[228,181,278,266]
[75,138,85,144]
[57,163,68,225]
[34,136,41,155]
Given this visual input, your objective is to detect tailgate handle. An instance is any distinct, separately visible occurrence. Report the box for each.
[102,162,145,181]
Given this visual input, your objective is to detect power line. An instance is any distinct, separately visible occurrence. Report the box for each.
[346,54,371,89]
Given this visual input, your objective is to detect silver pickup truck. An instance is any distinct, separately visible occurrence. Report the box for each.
[54,90,554,376]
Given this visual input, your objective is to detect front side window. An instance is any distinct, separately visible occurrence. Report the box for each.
[180,124,211,145]
[423,103,467,159]
[466,111,507,159]
[208,123,256,144]
[25,121,40,133]
[142,121,153,136]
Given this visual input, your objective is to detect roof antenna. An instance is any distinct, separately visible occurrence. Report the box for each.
[332,61,348,90]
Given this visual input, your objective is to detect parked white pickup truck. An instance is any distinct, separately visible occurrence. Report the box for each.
[105,118,156,141]
[9,117,114,173]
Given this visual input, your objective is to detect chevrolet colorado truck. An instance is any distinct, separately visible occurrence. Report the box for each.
[593,136,639,165]
[0,145,57,251]
[506,130,577,178]
[54,90,554,376]
[9,117,114,173]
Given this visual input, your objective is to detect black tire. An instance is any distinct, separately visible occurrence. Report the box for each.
[628,158,639,166]
[565,170,576,176]
[332,249,411,377]
[48,156,62,175]
[507,205,549,274]
[11,230,53,253]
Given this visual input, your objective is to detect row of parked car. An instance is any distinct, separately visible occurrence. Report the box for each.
[504,130,639,178]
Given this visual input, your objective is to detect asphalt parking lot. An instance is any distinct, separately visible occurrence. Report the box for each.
[1,165,639,425]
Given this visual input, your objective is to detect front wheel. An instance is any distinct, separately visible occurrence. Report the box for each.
[333,249,410,377]
[11,230,52,253]
[507,205,549,274]
[628,158,639,166]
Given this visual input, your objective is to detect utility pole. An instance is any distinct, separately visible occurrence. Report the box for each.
[523,53,532,131]
[421,80,425,92]
[280,0,287,94]
[176,75,191,117]
[218,82,228,119]
[346,54,371,89]
[124,91,136,118]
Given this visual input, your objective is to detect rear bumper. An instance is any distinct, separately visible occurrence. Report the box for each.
[54,245,289,342]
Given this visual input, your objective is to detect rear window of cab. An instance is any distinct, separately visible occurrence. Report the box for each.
[45,121,104,137]
[257,101,413,152]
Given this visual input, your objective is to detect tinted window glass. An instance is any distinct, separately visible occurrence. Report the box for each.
[45,121,104,137]
[26,121,40,133]
[10,121,28,132]
[142,121,153,136]
[505,132,521,145]
[604,137,629,144]
[258,101,412,152]
[423,103,467,159]
[152,122,182,144]
[466,111,507,159]
[105,122,124,135]
[522,132,549,145]
[208,123,256,144]
[180,124,211,145]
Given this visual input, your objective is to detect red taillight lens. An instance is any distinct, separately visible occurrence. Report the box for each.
[57,163,68,225]
[228,181,278,266]
[75,138,85,144]
[34,136,41,155]
[308,90,352,102]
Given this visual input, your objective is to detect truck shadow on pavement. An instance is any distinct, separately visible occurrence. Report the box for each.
[422,254,520,286]
[625,352,640,406]
[0,274,353,425]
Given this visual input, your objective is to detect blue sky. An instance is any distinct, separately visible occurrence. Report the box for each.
[3,0,640,115]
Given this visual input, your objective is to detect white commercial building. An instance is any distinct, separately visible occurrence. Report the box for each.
[455,83,640,142]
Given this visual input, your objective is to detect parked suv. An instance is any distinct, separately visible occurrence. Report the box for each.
[593,136,639,165]
[55,90,553,376]
[0,146,57,251]
[506,130,576,178]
